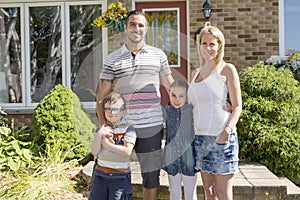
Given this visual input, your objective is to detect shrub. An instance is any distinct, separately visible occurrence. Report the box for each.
[0,126,36,172]
[265,50,300,82]
[0,107,8,126]
[33,84,96,160]
[238,62,300,182]
[0,141,79,200]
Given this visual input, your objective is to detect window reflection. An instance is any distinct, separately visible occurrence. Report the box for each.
[0,2,104,107]
[285,0,300,52]
[29,6,62,103]
[69,4,103,102]
[144,9,179,66]
[0,7,22,103]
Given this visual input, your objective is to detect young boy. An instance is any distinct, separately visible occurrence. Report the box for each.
[89,92,137,200]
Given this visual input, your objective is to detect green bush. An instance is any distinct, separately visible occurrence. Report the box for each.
[0,107,8,126]
[238,62,300,182]
[0,141,79,200]
[33,84,96,160]
[0,126,36,172]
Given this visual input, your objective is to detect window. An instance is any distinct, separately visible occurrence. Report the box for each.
[0,6,22,105]
[279,0,300,56]
[0,1,105,111]
[143,8,180,67]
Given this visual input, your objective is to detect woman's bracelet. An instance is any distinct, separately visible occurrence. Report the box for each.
[226,124,234,132]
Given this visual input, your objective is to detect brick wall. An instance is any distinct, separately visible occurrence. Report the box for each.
[189,0,279,71]
[107,0,279,71]
[7,114,34,131]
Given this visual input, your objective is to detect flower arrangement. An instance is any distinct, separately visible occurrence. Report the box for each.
[265,49,300,81]
[92,2,127,35]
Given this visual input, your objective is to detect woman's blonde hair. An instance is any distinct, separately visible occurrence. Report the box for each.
[196,22,225,73]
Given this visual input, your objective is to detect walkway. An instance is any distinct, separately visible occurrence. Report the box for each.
[82,160,300,200]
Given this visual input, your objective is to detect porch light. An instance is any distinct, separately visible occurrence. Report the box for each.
[202,0,212,20]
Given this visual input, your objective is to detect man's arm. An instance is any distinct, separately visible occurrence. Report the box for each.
[160,74,174,95]
[96,80,112,127]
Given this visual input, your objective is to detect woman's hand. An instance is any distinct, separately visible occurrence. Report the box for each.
[216,128,231,144]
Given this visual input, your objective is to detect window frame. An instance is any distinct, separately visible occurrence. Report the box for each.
[25,2,65,108]
[279,0,285,58]
[0,4,26,110]
[65,1,108,110]
[279,0,300,57]
[0,0,106,113]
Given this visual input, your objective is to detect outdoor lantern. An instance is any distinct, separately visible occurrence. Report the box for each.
[202,0,212,20]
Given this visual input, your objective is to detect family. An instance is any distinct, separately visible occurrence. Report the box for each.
[89,9,242,200]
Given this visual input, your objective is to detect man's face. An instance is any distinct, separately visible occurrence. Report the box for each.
[124,14,147,44]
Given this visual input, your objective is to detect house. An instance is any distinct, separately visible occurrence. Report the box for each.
[0,0,298,129]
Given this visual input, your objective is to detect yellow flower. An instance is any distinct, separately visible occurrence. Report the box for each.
[117,2,123,9]
[108,2,116,11]
[91,16,105,27]
[92,2,127,33]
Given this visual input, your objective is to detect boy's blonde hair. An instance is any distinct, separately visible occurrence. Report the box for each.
[102,92,125,110]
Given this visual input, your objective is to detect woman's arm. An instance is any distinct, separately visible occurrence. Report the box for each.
[225,63,242,127]
[217,63,242,143]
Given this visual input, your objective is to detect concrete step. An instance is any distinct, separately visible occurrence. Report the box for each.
[278,177,300,200]
[81,161,300,200]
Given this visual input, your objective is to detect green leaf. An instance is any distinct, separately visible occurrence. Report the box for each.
[22,149,32,161]
[7,157,18,171]
[0,126,11,136]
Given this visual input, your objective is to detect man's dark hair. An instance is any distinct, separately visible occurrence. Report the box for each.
[125,10,146,25]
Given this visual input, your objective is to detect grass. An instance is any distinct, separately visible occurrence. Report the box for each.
[0,142,83,200]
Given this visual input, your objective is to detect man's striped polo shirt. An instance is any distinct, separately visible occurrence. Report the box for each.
[100,43,172,128]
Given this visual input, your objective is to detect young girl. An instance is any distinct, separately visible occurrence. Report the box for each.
[89,92,137,200]
[162,80,198,200]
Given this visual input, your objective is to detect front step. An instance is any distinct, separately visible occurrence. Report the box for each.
[81,161,300,200]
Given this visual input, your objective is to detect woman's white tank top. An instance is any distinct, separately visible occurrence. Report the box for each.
[188,67,231,136]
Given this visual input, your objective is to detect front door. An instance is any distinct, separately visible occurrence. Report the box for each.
[135,1,188,104]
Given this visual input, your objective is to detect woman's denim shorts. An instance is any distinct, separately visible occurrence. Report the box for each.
[194,133,239,175]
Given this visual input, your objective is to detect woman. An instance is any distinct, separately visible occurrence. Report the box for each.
[187,22,242,200]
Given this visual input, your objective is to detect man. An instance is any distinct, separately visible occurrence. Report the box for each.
[96,10,174,200]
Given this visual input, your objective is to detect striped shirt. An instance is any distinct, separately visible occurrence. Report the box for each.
[100,43,172,128]
[97,123,137,169]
